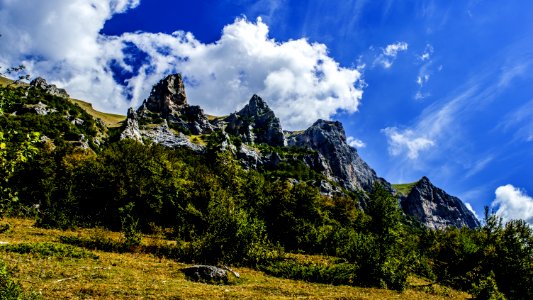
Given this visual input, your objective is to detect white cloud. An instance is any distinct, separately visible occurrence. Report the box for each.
[374,41,408,69]
[0,1,364,130]
[492,184,533,225]
[383,42,408,57]
[347,136,366,148]
[382,127,435,159]
[418,44,433,61]
[464,202,480,220]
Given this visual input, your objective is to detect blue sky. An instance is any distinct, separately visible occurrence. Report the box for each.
[1,0,532,224]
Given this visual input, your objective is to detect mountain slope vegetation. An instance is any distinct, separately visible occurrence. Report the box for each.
[0,75,531,299]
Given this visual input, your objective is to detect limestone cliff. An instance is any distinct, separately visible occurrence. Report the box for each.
[399,177,480,229]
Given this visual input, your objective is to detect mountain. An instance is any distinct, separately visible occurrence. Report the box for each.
[398,177,480,229]
[120,73,479,229]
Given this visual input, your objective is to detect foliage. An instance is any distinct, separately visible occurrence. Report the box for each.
[119,202,142,248]
[262,259,358,286]
[420,209,533,299]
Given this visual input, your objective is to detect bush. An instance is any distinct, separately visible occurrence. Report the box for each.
[261,260,358,286]
[119,202,142,248]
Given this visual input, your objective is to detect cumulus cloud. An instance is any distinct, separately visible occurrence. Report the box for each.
[346,136,366,148]
[492,184,533,225]
[382,127,435,159]
[0,1,364,130]
[465,202,480,220]
[374,42,408,69]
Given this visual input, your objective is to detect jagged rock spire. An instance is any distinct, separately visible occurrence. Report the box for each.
[225,94,286,146]
[144,74,187,116]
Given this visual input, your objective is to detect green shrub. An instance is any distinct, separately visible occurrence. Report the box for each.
[119,202,142,248]
[261,260,358,286]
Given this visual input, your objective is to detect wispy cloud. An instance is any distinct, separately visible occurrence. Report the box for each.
[414,44,436,100]
[497,99,533,142]
[374,41,408,69]
[381,127,434,159]
[464,155,495,178]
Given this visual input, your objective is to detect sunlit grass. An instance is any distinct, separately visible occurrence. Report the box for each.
[0,218,470,299]
[69,98,125,128]
[393,181,418,197]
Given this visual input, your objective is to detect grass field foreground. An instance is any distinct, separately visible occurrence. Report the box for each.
[0,218,470,299]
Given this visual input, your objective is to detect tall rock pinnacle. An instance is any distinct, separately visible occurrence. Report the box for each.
[144,74,188,116]
[225,94,286,146]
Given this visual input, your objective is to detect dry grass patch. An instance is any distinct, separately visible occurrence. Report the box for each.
[69,98,126,128]
[0,218,470,299]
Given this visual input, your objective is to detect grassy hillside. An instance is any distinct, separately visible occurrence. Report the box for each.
[0,218,468,299]
[0,75,12,86]
[393,182,418,197]
[70,98,125,128]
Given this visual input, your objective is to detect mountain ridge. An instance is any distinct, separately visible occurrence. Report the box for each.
[120,73,479,229]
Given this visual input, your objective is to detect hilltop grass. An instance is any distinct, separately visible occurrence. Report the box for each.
[393,182,418,197]
[0,218,470,299]
[0,76,13,86]
[69,98,125,128]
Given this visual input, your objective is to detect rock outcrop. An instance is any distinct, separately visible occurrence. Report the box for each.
[120,108,142,142]
[399,177,480,229]
[121,74,210,152]
[288,119,391,192]
[30,77,70,98]
[225,95,286,146]
[181,265,229,284]
[137,74,212,135]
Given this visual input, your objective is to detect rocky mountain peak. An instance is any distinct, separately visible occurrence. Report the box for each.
[30,77,70,98]
[135,73,212,135]
[400,177,480,229]
[242,94,270,115]
[225,94,285,146]
[143,74,188,116]
[288,119,390,192]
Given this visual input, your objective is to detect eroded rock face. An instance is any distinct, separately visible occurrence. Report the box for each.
[225,95,285,146]
[288,119,390,192]
[143,74,188,115]
[137,74,213,135]
[120,108,143,142]
[141,120,204,153]
[400,177,480,229]
[121,74,210,152]
[30,77,70,98]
